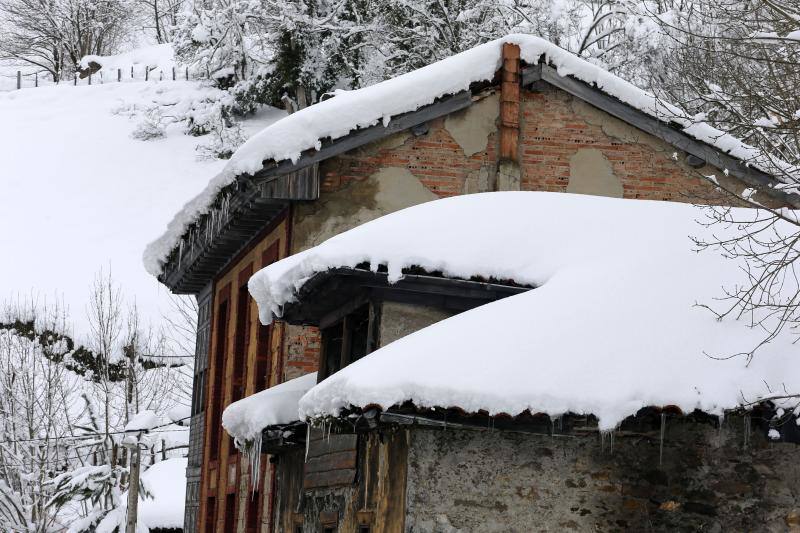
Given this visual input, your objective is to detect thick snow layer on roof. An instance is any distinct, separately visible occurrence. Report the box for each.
[96,457,187,533]
[246,191,799,430]
[144,33,796,277]
[222,372,317,442]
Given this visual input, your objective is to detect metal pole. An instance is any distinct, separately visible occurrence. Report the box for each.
[125,444,140,533]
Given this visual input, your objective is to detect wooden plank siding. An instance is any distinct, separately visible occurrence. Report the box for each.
[198,212,294,533]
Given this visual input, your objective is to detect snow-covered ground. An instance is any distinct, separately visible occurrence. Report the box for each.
[0,78,284,339]
[95,457,188,533]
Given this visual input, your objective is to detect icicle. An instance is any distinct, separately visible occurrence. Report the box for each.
[743,413,751,450]
[659,413,666,466]
[599,429,614,454]
[248,432,263,496]
[304,424,311,462]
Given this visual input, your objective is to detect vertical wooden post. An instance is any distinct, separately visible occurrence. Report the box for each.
[118,68,122,82]
[16,71,21,90]
[185,67,189,80]
[145,68,149,81]
[159,70,163,81]
[125,444,141,533]
[131,65,134,79]
[74,73,77,86]
[34,72,38,87]
[88,72,92,85]
[172,66,176,81]
[100,71,103,84]
[499,43,521,163]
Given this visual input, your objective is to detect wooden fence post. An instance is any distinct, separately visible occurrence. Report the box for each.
[100,71,103,84]
[159,70,163,81]
[131,66,134,79]
[74,73,77,86]
[88,72,92,85]
[35,72,38,87]
[145,68,149,81]
[185,67,189,80]
[16,71,21,90]
[118,68,122,82]
[172,66,176,80]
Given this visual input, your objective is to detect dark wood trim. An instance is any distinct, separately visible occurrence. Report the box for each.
[280,268,530,326]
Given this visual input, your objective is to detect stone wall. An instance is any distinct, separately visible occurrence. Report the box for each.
[405,417,800,532]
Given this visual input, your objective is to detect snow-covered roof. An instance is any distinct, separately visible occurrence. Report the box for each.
[222,372,316,442]
[143,33,793,278]
[96,457,187,533]
[248,192,800,430]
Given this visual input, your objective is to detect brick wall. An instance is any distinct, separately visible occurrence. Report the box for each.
[283,325,320,381]
[519,86,731,203]
[320,115,499,198]
[318,84,747,207]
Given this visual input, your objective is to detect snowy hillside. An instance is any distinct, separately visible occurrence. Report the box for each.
[0,79,284,339]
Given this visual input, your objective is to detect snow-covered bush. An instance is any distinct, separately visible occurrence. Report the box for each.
[196,116,246,160]
[130,108,167,140]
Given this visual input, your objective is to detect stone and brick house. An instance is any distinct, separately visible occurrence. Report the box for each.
[144,35,799,533]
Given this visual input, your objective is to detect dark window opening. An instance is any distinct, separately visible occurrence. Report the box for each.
[255,324,271,392]
[192,369,207,416]
[321,322,344,378]
[232,269,252,402]
[358,527,371,533]
[224,493,236,532]
[323,528,336,533]
[294,527,303,533]
[319,303,375,380]
[208,296,229,461]
[204,496,216,533]
[349,305,370,363]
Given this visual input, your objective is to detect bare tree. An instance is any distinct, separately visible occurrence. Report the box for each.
[642,0,800,365]
[0,0,132,81]
[0,297,85,532]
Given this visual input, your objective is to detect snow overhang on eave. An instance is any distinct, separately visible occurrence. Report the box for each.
[278,266,531,328]
[157,91,478,294]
